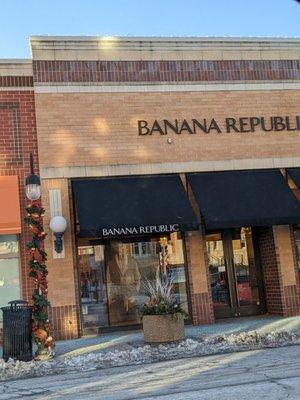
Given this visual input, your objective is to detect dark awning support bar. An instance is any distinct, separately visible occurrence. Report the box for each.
[287,168,300,189]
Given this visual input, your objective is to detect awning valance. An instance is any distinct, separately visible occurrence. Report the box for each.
[187,169,300,230]
[0,176,21,235]
[72,175,198,238]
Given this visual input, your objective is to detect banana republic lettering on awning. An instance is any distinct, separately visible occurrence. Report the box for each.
[101,224,180,237]
[138,116,300,135]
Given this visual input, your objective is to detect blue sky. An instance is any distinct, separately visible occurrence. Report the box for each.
[1,0,300,58]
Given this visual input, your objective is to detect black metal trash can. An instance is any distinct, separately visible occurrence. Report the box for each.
[1,300,32,362]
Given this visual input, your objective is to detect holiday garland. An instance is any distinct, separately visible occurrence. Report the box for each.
[25,201,55,358]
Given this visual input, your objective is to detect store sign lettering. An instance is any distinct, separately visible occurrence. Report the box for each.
[138,116,300,135]
[101,224,180,237]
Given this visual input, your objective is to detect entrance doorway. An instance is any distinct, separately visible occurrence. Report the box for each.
[206,228,265,319]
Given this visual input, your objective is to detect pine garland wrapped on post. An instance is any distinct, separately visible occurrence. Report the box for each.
[25,201,55,359]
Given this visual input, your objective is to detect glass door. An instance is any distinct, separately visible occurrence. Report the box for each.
[231,228,264,316]
[206,228,265,319]
[206,232,233,318]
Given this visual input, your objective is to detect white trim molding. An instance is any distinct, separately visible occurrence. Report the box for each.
[34,81,300,94]
[41,157,300,180]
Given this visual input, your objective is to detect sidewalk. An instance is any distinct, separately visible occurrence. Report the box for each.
[55,315,300,357]
[0,315,299,382]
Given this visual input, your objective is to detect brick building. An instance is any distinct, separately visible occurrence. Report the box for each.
[0,60,39,337]
[1,37,300,340]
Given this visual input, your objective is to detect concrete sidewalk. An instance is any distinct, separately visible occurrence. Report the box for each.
[55,315,300,358]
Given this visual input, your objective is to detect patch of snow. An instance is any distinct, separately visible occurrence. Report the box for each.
[0,330,298,382]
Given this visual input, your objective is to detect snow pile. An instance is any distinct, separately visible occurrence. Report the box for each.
[0,330,298,381]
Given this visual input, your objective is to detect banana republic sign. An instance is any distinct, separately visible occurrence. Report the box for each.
[138,116,300,135]
[101,224,180,237]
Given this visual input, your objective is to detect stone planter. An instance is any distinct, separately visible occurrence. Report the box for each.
[142,314,185,343]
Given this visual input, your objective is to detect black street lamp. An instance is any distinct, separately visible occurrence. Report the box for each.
[24,152,55,359]
[25,153,41,201]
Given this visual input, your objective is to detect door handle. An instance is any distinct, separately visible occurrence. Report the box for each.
[231,258,240,308]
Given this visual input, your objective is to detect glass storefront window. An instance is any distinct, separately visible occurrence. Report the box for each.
[77,232,189,328]
[0,235,21,320]
[78,245,108,327]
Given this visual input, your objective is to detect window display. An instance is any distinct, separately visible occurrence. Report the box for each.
[0,235,21,320]
[77,232,189,328]
[78,245,108,327]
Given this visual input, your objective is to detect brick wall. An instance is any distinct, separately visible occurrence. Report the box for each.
[0,90,38,340]
[34,90,300,171]
[184,225,214,325]
[273,225,300,317]
[257,226,300,316]
[257,227,285,314]
[0,88,81,342]
[41,178,80,340]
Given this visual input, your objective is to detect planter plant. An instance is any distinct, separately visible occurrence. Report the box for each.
[140,275,187,343]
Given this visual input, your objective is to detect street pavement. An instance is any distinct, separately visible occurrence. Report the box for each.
[0,345,299,399]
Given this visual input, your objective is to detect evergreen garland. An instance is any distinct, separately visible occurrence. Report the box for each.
[25,200,55,358]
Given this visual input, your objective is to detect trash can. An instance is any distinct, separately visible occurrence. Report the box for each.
[1,300,32,362]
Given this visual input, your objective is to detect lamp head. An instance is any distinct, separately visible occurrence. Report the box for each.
[50,216,67,234]
[25,153,41,201]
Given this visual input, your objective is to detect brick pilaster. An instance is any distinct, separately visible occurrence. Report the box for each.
[257,225,300,317]
[185,226,214,325]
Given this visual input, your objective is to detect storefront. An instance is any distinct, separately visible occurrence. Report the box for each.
[70,168,300,332]
[72,174,197,330]
[0,177,22,317]
[23,36,300,339]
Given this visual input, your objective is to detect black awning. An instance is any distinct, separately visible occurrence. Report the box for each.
[72,175,199,238]
[287,168,300,188]
[187,169,300,230]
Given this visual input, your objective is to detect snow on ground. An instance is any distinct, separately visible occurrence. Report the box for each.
[0,330,299,382]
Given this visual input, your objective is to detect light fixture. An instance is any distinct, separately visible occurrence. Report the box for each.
[25,153,41,201]
[49,216,67,253]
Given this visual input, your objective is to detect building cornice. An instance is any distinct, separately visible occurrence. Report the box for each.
[0,60,32,76]
[30,36,300,61]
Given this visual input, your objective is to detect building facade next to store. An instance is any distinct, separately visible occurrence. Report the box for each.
[1,36,300,341]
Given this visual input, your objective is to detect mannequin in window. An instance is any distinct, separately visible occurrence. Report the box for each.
[106,241,141,324]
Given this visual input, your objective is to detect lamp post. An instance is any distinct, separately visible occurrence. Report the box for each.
[25,153,55,359]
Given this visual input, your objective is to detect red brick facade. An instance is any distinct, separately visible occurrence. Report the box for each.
[0,76,33,88]
[33,59,300,83]
[257,227,285,314]
[0,89,39,337]
[257,226,300,316]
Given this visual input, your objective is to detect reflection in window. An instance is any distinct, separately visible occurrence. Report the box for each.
[77,233,189,328]
[78,245,108,327]
[0,235,21,320]
[206,233,230,307]
[293,227,300,271]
